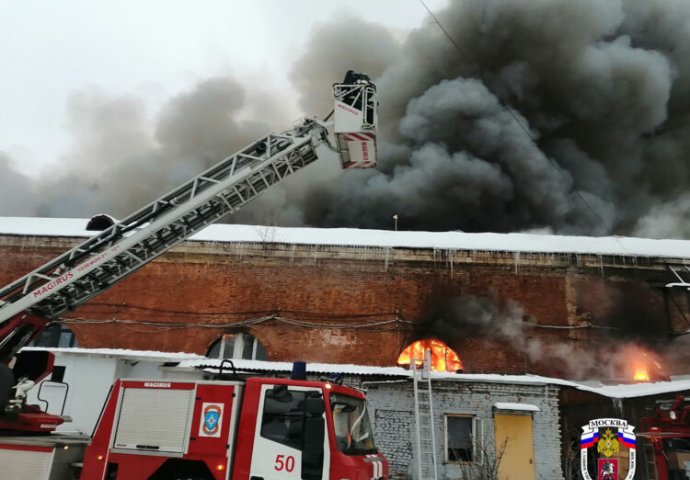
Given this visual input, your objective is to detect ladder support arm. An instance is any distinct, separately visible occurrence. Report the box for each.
[0,120,327,342]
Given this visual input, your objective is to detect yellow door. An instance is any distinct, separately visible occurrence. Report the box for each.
[494,413,536,480]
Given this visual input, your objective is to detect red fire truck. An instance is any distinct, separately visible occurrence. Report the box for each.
[639,395,690,480]
[0,72,387,479]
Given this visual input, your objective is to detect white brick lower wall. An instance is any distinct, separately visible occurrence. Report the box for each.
[364,380,563,480]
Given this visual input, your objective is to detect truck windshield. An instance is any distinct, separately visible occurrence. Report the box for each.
[330,394,377,455]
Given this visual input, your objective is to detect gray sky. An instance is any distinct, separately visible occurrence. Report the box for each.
[4,0,689,239]
[0,0,443,175]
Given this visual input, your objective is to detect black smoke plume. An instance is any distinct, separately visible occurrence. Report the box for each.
[3,1,690,237]
[289,0,690,236]
[424,294,669,380]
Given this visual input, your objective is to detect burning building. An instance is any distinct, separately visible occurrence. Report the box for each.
[5,214,689,479]
[0,217,689,384]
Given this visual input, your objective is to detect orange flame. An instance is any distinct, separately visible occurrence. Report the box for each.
[617,344,668,383]
[633,368,650,382]
[397,338,463,373]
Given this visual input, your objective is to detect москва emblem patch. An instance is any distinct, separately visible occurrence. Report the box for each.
[581,418,636,480]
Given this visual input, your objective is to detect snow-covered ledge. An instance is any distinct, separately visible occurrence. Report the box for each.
[493,402,541,412]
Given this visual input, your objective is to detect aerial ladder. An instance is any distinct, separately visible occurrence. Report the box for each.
[411,349,439,480]
[0,71,379,434]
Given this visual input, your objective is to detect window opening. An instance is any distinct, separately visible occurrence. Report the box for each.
[331,394,377,455]
[206,333,266,360]
[260,389,307,450]
[445,415,476,462]
[397,338,463,373]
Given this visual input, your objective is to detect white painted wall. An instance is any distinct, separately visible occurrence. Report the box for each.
[25,350,200,434]
[28,354,118,434]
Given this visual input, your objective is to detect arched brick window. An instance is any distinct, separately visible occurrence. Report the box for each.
[206,333,267,360]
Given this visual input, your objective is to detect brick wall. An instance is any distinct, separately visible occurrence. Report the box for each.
[364,380,563,480]
[1,234,688,376]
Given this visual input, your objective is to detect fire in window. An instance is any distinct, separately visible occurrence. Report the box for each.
[397,338,463,373]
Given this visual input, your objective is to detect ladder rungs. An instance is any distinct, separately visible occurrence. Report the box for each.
[413,358,437,480]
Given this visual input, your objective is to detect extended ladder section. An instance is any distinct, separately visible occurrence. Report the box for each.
[411,350,438,480]
[0,119,327,354]
[641,439,658,480]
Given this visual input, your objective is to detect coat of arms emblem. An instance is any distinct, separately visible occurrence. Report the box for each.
[581,418,636,480]
[199,402,224,438]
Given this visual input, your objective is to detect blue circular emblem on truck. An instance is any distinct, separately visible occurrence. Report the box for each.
[202,405,222,435]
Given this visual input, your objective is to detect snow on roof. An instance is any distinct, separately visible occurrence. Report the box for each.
[432,372,690,399]
[175,358,412,377]
[2,216,690,259]
[175,358,579,385]
[22,346,205,362]
[21,347,690,398]
[176,361,690,398]
[168,358,651,392]
[573,378,690,399]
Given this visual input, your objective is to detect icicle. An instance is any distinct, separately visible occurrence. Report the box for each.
[514,251,521,274]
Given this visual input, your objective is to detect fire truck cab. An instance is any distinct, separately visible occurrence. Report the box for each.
[81,374,387,480]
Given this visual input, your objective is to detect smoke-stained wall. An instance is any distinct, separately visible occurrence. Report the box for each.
[1,233,687,380]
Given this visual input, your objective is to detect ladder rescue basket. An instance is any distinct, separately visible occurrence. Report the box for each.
[332,70,378,169]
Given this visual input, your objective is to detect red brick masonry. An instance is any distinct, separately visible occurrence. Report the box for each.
[1,235,687,377]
